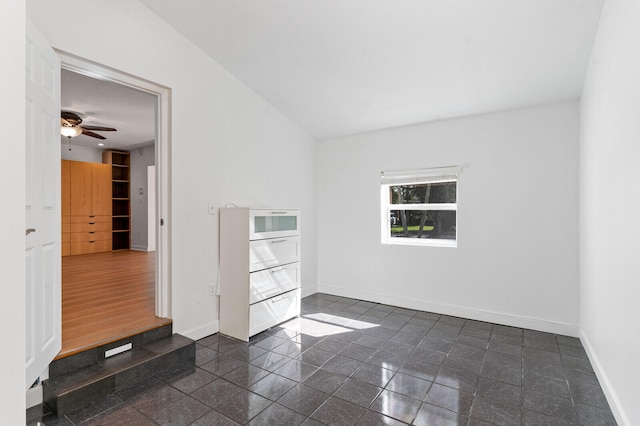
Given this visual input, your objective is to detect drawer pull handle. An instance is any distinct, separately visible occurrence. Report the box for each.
[271,239,287,244]
[270,296,285,303]
[89,241,96,243]
[89,222,95,225]
[270,267,285,273]
[89,232,95,234]
[89,215,95,218]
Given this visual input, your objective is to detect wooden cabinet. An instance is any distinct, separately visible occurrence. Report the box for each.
[69,161,91,215]
[102,150,131,251]
[61,161,71,257]
[91,163,112,216]
[61,160,112,256]
[220,208,301,341]
[68,161,111,216]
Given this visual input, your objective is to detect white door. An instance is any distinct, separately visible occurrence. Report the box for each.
[147,165,156,252]
[25,20,61,389]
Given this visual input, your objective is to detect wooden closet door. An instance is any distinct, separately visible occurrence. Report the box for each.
[61,160,70,217]
[91,163,112,216]
[69,161,92,216]
[61,160,71,256]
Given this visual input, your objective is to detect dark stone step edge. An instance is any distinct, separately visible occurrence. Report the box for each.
[49,323,173,379]
[44,334,195,416]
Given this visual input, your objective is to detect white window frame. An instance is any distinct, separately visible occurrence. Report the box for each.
[380,167,460,248]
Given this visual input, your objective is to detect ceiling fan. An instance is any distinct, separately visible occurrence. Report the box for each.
[60,111,117,140]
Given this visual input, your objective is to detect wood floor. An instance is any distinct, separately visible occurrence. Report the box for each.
[59,250,171,359]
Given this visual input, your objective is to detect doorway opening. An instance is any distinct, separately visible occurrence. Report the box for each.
[57,53,171,358]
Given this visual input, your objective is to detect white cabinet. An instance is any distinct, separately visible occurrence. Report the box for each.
[249,209,299,240]
[250,236,300,272]
[249,263,300,304]
[220,208,301,341]
[249,289,300,337]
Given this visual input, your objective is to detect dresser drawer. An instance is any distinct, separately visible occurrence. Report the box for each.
[70,221,111,233]
[249,289,299,336]
[70,231,111,243]
[249,262,300,304]
[249,236,300,272]
[70,240,112,255]
[249,209,299,240]
[70,215,111,223]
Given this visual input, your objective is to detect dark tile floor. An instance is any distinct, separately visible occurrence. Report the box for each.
[28,293,617,425]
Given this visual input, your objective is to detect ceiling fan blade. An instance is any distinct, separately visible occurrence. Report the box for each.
[81,125,117,132]
[81,129,107,140]
[61,117,73,126]
[61,111,83,126]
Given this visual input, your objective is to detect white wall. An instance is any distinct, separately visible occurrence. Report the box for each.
[580,1,640,424]
[60,141,102,162]
[130,144,155,251]
[27,0,318,339]
[0,2,26,423]
[318,102,579,335]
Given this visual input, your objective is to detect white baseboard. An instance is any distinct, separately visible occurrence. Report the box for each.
[26,384,42,409]
[130,245,147,252]
[580,331,630,426]
[176,320,219,342]
[318,284,579,337]
[301,284,318,299]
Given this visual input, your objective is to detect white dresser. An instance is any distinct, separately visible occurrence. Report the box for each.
[219,208,301,341]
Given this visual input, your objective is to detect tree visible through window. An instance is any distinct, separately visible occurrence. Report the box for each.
[381,168,458,247]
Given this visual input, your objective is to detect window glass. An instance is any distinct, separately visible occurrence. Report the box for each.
[254,216,297,233]
[390,182,456,204]
[389,209,456,240]
[381,176,457,247]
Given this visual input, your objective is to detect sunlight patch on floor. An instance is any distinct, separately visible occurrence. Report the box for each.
[279,313,380,338]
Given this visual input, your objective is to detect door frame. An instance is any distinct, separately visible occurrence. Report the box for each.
[57,51,172,318]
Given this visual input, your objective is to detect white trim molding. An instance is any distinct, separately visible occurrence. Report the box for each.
[317,284,580,337]
[178,320,219,342]
[301,284,318,299]
[580,331,630,426]
[56,50,172,320]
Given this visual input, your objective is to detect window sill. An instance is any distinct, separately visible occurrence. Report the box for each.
[382,238,457,248]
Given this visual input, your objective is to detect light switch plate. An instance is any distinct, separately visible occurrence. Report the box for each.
[208,202,217,215]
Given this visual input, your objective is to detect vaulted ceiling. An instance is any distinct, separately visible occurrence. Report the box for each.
[140,0,604,140]
[61,1,604,148]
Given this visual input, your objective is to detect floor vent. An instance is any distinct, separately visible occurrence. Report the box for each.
[104,342,132,358]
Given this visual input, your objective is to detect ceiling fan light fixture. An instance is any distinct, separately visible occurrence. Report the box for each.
[60,125,82,138]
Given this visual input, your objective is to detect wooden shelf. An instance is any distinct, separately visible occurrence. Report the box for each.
[103,150,131,251]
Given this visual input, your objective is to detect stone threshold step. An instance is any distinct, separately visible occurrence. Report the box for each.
[51,323,174,377]
[43,333,195,416]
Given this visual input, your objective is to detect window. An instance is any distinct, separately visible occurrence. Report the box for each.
[381,167,459,247]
